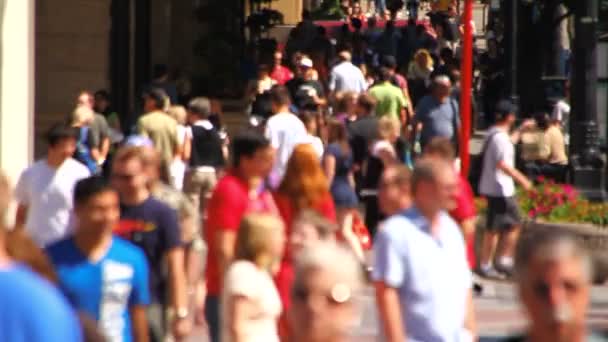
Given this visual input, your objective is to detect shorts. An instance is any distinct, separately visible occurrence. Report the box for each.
[486,196,522,231]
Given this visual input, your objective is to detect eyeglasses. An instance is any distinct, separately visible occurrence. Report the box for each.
[293,283,352,305]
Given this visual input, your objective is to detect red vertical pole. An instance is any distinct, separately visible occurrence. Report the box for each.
[459,0,473,177]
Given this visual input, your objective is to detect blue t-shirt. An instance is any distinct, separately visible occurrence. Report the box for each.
[414,95,461,148]
[116,197,181,303]
[46,236,150,342]
[0,264,83,342]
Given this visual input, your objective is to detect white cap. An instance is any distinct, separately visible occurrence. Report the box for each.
[299,57,313,68]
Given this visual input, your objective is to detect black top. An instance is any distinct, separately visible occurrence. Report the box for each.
[189,125,225,168]
[348,116,379,165]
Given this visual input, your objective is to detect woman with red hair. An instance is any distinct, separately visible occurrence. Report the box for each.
[273,143,336,340]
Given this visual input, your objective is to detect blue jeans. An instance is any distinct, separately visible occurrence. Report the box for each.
[205,295,221,342]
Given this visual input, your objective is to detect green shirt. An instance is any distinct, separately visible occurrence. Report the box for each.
[369,81,407,121]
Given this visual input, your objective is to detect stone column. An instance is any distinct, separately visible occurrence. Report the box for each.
[0,0,35,184]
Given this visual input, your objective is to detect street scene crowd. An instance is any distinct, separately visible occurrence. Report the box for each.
[0,1,605,342]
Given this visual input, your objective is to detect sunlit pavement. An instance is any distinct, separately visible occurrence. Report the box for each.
[186,279,608,341]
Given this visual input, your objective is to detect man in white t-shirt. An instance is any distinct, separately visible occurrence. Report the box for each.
[479,100,532,279]
[328,50,368,95]
[15,123,90,247]
[264,85,308,188]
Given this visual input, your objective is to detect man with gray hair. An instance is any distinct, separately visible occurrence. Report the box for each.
[328,49,368,94]
[508,231,605,342]
[413,75,461,151]
[373,158,476,342]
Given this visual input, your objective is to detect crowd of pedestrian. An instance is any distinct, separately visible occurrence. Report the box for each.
[0,2,594,342]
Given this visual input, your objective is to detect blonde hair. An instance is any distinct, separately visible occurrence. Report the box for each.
[377,116,401,140]
[167,105,187,125]
[235,214,285,268]
[414,49,434,69]
[71,106,94,126]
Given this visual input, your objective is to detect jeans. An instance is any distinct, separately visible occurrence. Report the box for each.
[205,295,221,342]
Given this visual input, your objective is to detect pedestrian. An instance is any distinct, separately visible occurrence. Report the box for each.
[377,164,412,217]
[111,146,190,341]
[328,50,368,95]
[299,111,324,159]
[369,67,408,124]
[183,97,225,215]
[363,116,400,236]
[479,100,533,279]
[77,91,112,169]
[204,131,276,342]
[273,143,337,339]
[166,105,190,190]
[15,123,90,247]
[94,89,121,132]
[264,85,308,188]
[290,243,364,342]
[248,64,276,119]
[70,105,100,174]
[221,214,285,342]
[381,55,414,120]
[348,94,379,193]
[46,176,150,342]
[147,64,179,105]
[324,119,365,261]
[0,171,83,342]
[510,231,606,342]
[271,50,294,86]
[333,91,359,125]
[413,75,461,152]
[137,143,207,325]
[137,87,179,169]
[290,210,339,255]
[286,57,326,111]
[373,158,476,342]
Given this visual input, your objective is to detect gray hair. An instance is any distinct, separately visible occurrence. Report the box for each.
[514,231,593,282]
[293,242,363,296]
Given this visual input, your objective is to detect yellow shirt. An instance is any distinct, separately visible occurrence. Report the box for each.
[542,125,568,165]
[137,111,178,164]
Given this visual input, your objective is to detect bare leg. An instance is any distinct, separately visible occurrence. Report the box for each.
[480,230,498,267]
[495,225,521,260]
[337,208,366,262]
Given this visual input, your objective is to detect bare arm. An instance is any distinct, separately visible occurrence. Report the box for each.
[129,305,150,342]
[227,295,257,342]
[100,137,110,160]
[167,247,191,338]
[464,289,477,340]
[182,135,192,161]
[15,204,27,229]
[217,230,237,282]
[374,282,406,342]
[323,154,336,185]
[497,160,532,190]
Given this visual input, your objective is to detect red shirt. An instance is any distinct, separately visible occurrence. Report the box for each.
[270,65,294,86]
[205,171,277,295]
[449,174,477,269]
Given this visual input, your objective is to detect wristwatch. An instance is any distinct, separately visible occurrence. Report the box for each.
[175,307,189,320]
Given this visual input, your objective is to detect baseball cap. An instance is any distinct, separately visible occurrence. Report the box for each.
[495,100,517,119]
[299,57,313,68]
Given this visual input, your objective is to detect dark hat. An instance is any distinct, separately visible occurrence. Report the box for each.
[380,55,397,69]
[495,99,517,119]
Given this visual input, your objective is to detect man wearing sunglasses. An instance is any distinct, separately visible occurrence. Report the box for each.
[111,146,190,341]
[510,231,605,342]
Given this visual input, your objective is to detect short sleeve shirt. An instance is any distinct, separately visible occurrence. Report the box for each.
[205,172,278,295]
[264,113,308,186]
[479,127,516,197]
[372,207,471,342]
[46,237,150,342]
[137,111,178,164]
[0,264,83,342]
[221,261,282,342]
[115,197,181,302]
[414,95,461,147]
[14,159,90,247]
[369,82,407,121]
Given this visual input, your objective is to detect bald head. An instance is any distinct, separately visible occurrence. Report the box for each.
[338,51,352,62]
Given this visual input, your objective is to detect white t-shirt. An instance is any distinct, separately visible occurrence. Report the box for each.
[306,134,324,159]
[479,127,515,197]
[14,158,90,247]
[264,112,308,184]
[221,261,282,342]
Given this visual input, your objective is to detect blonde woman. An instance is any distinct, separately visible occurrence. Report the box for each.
[167,105,190,189]
[408,49,434,81]
[222,214,285,342]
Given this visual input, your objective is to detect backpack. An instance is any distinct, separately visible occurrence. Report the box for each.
[73,126,98,174]
[469,131,499,196]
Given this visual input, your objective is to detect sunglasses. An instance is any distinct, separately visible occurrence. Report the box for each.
[293,283,352,305]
